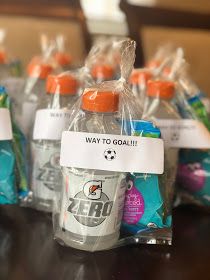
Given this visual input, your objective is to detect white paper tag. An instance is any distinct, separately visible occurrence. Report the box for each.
[0,108,12,140]
[60,171,126,236]
[60,132,164,174]
[156,119,210,148]
[33,109,71,140]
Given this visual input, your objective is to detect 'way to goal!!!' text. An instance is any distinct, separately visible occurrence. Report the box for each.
[85,137,138,147]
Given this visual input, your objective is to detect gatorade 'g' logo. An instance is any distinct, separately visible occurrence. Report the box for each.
[37,152,61,191]
[67,180,113,227]
[83,180,102,200]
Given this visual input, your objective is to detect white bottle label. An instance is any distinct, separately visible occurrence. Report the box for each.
[33,109,71,140]
[156,119,210,149]
[60,132,164,174]
[0,108,12,140]
[59,171,126,236]
[31,143,62,201]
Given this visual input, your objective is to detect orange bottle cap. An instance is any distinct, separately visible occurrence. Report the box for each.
[29,56,42,65]
[91,64,114,80]
[146,60,161,69]
[54,52,72,66]
[130,69,152,85]
[27,62,53,79]
[0,51,7,64]
[147,80,175,99]
[46,74,78,95]
[163,66,171,76]
[82,89,119,113]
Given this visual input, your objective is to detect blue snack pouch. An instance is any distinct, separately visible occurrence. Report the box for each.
[121,121,171,242]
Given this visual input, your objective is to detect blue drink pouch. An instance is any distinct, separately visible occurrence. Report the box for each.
[121,121,172,244]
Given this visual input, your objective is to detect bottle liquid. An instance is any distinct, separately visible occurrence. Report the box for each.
[56,90,126,251]
[31,73,79,212]
[143,80,180,214]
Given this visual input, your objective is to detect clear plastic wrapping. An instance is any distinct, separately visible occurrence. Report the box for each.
[53,39,170,252]
[172,56,210,207]
[86,37,130,83]
[148,45,210,208]
[54,34,73,71]
[18,39,57,136]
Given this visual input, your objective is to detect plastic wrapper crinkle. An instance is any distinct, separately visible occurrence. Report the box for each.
[52,39,171,252]
[0,87,28,204]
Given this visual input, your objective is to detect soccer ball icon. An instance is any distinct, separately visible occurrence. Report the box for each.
[171,131,180,141]
[104,149,116,161]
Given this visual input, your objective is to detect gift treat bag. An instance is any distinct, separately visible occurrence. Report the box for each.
[52,39,169,252]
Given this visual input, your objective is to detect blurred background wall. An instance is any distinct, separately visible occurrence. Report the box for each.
[1,0,210,93]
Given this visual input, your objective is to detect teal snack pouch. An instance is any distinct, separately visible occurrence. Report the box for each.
[0,86,29,203]
[121,120,171,237]
[0,87,17,204]
[0,141,17,204]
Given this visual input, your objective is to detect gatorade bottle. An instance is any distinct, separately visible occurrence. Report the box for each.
[143,80,180,212]
[56,89,126,251]
[20,61,53,135]
[31,73,79,212]
[91,64,115,83]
